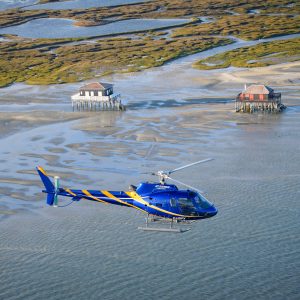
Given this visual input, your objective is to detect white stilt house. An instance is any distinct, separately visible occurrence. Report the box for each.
[71,82,124,111]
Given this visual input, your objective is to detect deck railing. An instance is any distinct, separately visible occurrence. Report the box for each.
[71,93,121,102]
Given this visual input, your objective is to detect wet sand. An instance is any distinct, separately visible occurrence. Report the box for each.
[0,59,299,198]
[0,55,299,299]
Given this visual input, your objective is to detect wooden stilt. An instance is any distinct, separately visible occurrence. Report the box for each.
[71,97,126,111]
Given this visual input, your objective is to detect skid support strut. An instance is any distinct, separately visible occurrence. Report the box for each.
[138,214,191,233]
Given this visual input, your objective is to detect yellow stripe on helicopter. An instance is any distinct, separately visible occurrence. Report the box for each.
[125,191,189,218]
[82,190,107,204]
[101,190,146,213]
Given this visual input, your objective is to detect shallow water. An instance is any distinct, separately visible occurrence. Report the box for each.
[0,102,299,300]
[26,0,149,10]
[0,0,36,11]
[0,17,189,39]
[0,16,300,300]
[0,0,148,11]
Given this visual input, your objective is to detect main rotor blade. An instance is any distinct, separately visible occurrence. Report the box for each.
[166,176,204,194]
[141,172,157,176]
[168,158,214,174]
[144,144,158,160]
[71,166,138,176]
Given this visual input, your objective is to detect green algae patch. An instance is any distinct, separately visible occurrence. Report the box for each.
[0,210,16,215]
[193,38,300,70]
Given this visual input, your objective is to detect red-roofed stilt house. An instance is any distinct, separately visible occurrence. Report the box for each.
[235,84,285,113]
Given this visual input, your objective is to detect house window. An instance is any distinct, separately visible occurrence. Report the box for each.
[80,91,85,96]
[94,91,98,96]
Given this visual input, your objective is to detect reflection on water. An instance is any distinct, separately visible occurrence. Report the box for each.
[0,18,189,39]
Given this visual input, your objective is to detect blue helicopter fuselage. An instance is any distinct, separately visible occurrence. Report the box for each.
[133,182,218,219]
[37,167,217,220]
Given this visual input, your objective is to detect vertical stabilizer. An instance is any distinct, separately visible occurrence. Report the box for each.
[36,166,55,206]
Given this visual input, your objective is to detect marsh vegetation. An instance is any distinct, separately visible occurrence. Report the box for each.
[0,0,299,87]
[172,14,300,40]
[0,34,232,87]
[194,38,300,70]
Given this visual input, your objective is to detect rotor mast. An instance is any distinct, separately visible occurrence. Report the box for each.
[153,158,214,191]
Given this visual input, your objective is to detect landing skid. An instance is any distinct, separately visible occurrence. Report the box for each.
[138,214,193,233]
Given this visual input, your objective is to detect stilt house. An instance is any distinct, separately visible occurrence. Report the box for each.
[235,84,285,113]
[71,82,124,111]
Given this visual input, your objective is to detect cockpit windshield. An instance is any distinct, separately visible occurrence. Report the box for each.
[175,192,213,215]
[189,192,212,209]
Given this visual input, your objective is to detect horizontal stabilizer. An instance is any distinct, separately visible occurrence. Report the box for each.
[72,196,81,202]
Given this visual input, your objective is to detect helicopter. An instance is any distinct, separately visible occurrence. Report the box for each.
[36,159,217,232]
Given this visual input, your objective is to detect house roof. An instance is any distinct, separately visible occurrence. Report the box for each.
[79,82,113,91]
[244,84,274,94]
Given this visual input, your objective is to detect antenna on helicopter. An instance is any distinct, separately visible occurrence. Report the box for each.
[151,158,214,188]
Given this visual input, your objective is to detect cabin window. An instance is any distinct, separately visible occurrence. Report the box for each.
[170,198,177,207]
[178,198,194,208]
[194,195,201,205]
[178,198,196,215]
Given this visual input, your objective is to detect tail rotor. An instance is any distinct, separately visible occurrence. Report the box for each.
[53,176,60,207]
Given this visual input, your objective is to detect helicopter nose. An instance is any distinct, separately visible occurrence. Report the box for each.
[204,206,218,217]
[211,206,218,216]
